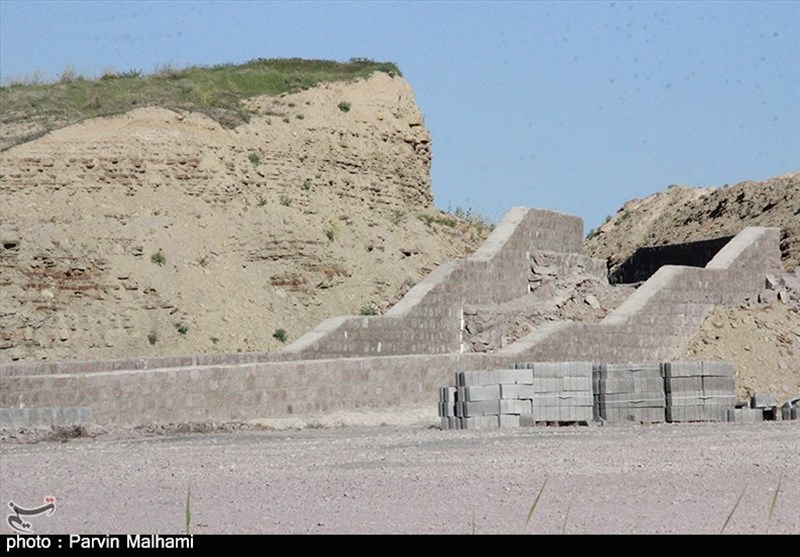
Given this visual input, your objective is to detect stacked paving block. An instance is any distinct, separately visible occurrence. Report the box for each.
[593,363,666,423]
[455,368,535,430]
[437,363,593,430]
[514,362,594,424]
[663,361,736,422]
[781,398,799,421]
[724,406,764,423]
[439,360,740,430]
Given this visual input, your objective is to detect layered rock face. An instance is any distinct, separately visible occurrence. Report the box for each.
[0,73,484,361]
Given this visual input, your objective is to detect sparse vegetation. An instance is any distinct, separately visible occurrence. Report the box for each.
[524,478,547,528]
[150,249,166,266]
[257,196,268,207]
[273,328,288,343]
[419,212,457,228]
[295,113,304,120]
[176,322,189,335]
[303,179,312,191]
[282,117,290,124]
[279,195,292,207]
[586,215,612,240]
[210,336,220,344]
[324,222,339,242]
[390,209,406,226]
[337,101,351,113]
[147,330,159,345]
[1,58,402,149]
[451,206,494,234]
[359,304,379,316]
[248,152,261,166]
[720,485,747,533]
[185,484,192,535]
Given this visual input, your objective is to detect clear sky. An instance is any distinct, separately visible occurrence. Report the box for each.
[1,0,798,229]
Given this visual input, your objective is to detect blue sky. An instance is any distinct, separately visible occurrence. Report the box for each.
[1,0,798,229]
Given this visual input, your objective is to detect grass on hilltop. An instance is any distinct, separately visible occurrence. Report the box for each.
[0,57,401,150]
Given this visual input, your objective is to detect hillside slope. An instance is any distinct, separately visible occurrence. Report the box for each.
[0,72,488,362]
[585,172,800,404]
[585,172,800,273]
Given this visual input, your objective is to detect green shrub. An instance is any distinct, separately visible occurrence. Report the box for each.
[337,101,351,113]
[248,152,261,166]
[303,179,312,191]
[390,209,406,226]
[359,304,379,316]
[147,330,159,345]
[279,195,292,206]
[324,222,339,242]
[273,328,288,343]
[150,249,166,266]
[176,322,189,335]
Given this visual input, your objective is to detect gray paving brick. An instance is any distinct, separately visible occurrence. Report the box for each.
[500,383,536,399]
[458,385,502,401]
[460,400,501,417]
[499,399,532,415]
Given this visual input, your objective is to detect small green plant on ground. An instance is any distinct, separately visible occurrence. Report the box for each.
[524,477,547,528]
[324,222,339,242]
[337,101,351,113]
[279,195,292,206]
[248,152,261,166]
[295,113,304,120]
[147,330,159,345]
[175,322,189,335]
[768,473,783,521]
[418,212,457,228]
[185,484,191,535]
[390,209,406,226]
[720,485,747,533]
[150,249,166,266]
[303,179,312,191]
[210,336,220,344]
[273,328,288,343]
[452,206,494,233]
[257,195,268,207]
[359,304,379,316]
[282,117,290,123]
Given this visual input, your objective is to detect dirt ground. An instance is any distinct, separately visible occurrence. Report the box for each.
[1,420,797,535]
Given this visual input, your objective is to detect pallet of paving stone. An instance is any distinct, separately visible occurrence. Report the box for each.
[594,363,666,423]
[724,407,764,423]
[663,361,736,422]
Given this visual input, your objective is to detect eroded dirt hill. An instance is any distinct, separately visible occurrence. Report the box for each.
[585,172,800,273]
[0,73,489,361]
[585,173,800,404]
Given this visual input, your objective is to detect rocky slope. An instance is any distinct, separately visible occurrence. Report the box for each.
[586,173,800,405]
[585,172,800,273]
[0,73,488,361]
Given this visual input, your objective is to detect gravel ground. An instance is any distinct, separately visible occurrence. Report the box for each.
[1,421,798,535]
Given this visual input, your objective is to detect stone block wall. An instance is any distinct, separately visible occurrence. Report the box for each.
[500,227,781,363]
[0,352,507,427]
[282,207,584,358]
[0,209,783,429]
